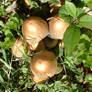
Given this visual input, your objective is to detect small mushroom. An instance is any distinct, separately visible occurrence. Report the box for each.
[22,16,49,50]
[44,37,59,48]
[31,73,47,83]
[24,0,30,7]
[30,51,57,81]
[35,41,45,52]
[11,38,25,58]
[48,16,69,39]
[59,41,64,48]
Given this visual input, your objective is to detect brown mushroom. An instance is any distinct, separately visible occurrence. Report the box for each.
[11,38,25,58]
[24,0,30,7]
[48,16,69,40]
[44,37,59,48]
[30,51,57,81]
[22,16,49,50]
[31,73,47,83]
[35,41,45,52]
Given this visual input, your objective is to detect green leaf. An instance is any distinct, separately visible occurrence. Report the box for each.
[59,5,69,15]
[59,5,73,23]
[39,0,48,3]
[6,13,20,30]
[89,43,92,54]
[54,81,62,91]
[65,1,77,17]
[76,8,85,18]
[37,84,48,91]
[83,0,92,9]
[87,2,92,9]
[64,56,81,75]
[80,34,90,42]
[2,49,7,62]
[0,6,6,17]
[63,25,80,55]
[0,21,4,27]
[0,74,4,83]
[56,65,62,74]
[28,0,39,8]
[49,0,59,4]
[1,37,15,49]
[21,65,28,74]
[79,15,92,30]
[83,0,91,4]
[85,74,92,82]
[83,55,92,68]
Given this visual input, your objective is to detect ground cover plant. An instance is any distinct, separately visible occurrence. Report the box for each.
[0,0,92,92]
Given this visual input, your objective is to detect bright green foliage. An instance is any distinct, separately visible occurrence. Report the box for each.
[65,1,77,17]
[28,0,39,8]
[63,25,80,55]
[49,0,59,4]
[78,15,92,30]
[39,0,49,3]
[85,74,92,86]
[83,0,92,9]
[59,5,73,23]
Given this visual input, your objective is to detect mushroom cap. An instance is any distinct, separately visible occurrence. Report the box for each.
[44,37,59,48]
[31,73,47,83]
[30,51,57,78]
[49,16,69,39]
[22,16,48,50]
[24,0,30,7]
[35,41,45,52]
[11,38,24,58]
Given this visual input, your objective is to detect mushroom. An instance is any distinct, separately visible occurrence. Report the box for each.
[31,73,47,83]
[24,0,30,7]
[35,41,45,52]
[27,41,45,51]
[59,41,64,48]
[48,16,69,39]
[44,37,59,48]
[30,51,57,81]
[11,38,25,58]
[22,16,49,50]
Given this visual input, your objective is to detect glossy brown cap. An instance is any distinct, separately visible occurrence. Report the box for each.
[22,16,49,50]
[30,51,57,79]
[49,16,69,39]
[44,37,59,48]
[24,0,30,7]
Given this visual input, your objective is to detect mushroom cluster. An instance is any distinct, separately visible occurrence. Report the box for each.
[11,0,69,83]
